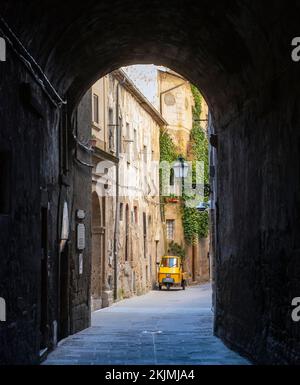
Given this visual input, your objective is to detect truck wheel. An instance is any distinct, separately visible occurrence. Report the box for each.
[166,283,171,291]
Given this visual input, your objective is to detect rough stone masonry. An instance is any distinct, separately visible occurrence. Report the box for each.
[0,0,300,364]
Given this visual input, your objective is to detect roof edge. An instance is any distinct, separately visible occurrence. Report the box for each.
[112,69,168,127]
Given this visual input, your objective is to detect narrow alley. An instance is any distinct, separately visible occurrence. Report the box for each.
[2,0,300,367]
[44,285,249,365]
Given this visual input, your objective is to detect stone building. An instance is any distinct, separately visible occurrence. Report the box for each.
[158,69,210,284]
[1,0,300,365]
[80,69,167,311]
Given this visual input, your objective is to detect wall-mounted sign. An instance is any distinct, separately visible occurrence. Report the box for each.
[77,223,86,250]
[79,254,83,275]
[76,209,86,220]
[60,201,69,253]
[61,202,69,240]
[0,297,6,322]
[0,38,6,62]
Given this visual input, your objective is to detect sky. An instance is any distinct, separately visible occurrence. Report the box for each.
[122,64,166,110]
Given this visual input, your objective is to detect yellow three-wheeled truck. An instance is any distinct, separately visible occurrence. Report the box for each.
[157,255,187,290]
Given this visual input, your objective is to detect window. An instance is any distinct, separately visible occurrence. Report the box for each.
[93,94,99,124]
[119,203,123,221]
[109,108,114,125]
[170,168,175,186]
[143,212,147,259]
[108,108,114,150]
[118,116,122,153]
[166,220,175,240]
[133,129,137,156]
[160,257,179,268]
[134,206,138,224]
[126,122,131,159]
[143,145,147,164]
[0,152,10,214]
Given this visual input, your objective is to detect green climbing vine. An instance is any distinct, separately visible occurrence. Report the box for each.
[159,128,178,163]
[159,128,179,198]
[167,241,186,260]
[189,84,209,186]
[191,84,202,121]
[159,85,210,246]
[182,205,209,244]
[182,85,209,244]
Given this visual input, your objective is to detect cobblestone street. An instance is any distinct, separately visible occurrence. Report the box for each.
[45,284,249,365]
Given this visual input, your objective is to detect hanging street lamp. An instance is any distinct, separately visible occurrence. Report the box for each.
[173,156,189,197]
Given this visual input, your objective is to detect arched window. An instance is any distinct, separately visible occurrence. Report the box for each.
[170,168,175,186]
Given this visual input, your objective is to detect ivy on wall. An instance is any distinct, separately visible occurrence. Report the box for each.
[159,128,178,163]
[159,84,209,246]
[159,128,179,200]
[182,205,209,244]
[189,84,209,186]
[168,241,186,260]
[182,85,209,244]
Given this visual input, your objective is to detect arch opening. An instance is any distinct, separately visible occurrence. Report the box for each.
[0,0,300,365]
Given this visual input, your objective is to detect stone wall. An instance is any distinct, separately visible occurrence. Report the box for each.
[1,0,300,365]
[0,52,60,364]
[0,54,93,363]
[213,79,300,363]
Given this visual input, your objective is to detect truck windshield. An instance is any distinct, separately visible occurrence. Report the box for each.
[161,258,178,268]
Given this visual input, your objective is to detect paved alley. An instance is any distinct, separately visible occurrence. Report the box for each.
[44,284,250,365]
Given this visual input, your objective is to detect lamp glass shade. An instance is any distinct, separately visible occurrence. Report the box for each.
[173,159,189,178]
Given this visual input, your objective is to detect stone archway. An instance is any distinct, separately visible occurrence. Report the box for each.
[1,0,300,364]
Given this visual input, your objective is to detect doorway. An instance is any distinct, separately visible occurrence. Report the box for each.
[91,192,104,310]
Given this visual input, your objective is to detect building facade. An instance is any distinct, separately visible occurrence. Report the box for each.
[158,69,210,284]
[81,70,167,311]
